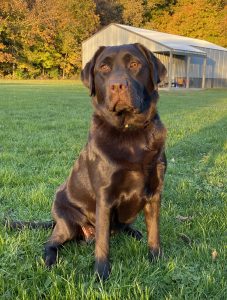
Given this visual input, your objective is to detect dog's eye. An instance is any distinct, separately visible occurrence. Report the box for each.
[129,61,139,70]
[100,64,111,73]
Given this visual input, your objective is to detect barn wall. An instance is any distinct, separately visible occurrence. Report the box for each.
[154,53,169,86]
[156,53,201,87]
[82,24,168,67]
[156,54,188,76]
[188,55,204,88]
[195,47,227,88]
[157,51,227,88]
[82,24,227,88]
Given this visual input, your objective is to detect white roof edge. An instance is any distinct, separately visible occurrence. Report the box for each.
[114,23,172,51]
[115,24,206,55]
[82,23,172,51]
[117,24,227,53]
[82,23,227,54]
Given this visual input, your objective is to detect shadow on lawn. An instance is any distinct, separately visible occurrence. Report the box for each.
[166,115,226,170]
[162,115,226,244]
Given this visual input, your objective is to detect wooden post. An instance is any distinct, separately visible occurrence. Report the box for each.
[202,56,207,89]
[186,55,191,88]
[168,51,173,89]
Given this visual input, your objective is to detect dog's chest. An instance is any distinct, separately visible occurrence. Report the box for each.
[104,143,158,199]
[90,128,163,202]
[109,139,158,170]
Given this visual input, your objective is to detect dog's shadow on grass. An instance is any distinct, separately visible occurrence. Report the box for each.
[164,114,226,203]
[160,115,226,257]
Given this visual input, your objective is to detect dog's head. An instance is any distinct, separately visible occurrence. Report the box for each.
[81,43,166,130]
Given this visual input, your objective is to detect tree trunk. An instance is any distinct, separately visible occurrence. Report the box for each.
[12,63,15,78]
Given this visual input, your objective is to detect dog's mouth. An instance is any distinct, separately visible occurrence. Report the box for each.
[115,109,129,117]
[111,105,140,116]
[106,99,144,130]
[109,104,143,129]
[113,108,142,130]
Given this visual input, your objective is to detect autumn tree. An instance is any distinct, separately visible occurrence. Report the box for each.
[95,0,145,27]
[66,0,100,72]
[95,0,123,26]
[0,0,99,78]
[116,0,144,27]
[0,0,226,78]
[144,0,227,47]
[27,0,99,78]
[0,0,29,77]
[143,0,176,23]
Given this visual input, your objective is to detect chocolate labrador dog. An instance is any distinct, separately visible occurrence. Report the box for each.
[44,43,167,280]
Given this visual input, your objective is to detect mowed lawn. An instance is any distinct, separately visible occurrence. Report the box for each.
[0,81,226,299]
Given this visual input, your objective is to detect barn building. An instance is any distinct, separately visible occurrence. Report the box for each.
[82,23,227,89]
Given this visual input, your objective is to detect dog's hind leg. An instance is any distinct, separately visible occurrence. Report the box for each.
[44,183,86,267]
[44,219,77,267]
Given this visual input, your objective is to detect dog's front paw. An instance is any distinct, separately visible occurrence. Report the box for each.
[94,259,111,281]
[44,246,58,267]
[148,247,162,262]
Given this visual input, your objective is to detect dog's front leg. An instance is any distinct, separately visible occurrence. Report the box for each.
[94,201,111,280]
[144,194,162,261]
[144,161,166,261]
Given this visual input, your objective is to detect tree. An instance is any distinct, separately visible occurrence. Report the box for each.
[144,0,227,47]
[117,0,144,26]
[95,0,123,26]
[0,0,29,77]
[67,0,100,70]
[19,0,99,78]
[0,0,226,78]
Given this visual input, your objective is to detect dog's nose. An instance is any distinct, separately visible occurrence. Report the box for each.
[109,79,128,94]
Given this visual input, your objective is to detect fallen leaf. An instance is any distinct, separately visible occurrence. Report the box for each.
[178,233,192,245]
[176,215,194,222]
[212,250,218,261]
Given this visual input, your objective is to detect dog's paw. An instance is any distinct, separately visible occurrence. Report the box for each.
[44,246,58,267]
[129,228,143,241]
[122,225,143,241]
[94,259,111,281]
[148,247,162,262]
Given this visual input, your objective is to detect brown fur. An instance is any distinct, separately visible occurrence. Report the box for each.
[44,43,167,280]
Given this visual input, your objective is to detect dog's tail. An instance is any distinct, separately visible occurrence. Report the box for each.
[4,218,55,230]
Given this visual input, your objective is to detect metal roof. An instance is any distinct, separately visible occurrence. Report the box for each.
[117,24,227,54]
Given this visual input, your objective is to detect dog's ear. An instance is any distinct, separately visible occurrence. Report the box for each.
[134,43,167,87]
[81,46,106,96]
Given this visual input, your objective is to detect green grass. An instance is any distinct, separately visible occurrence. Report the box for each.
[0,81,226,299]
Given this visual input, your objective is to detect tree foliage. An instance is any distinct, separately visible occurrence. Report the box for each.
[0,0,226,78]
[117,0,144,27]
[95,0,123,26]
[144,0,227,47]
[0,0,99,78]
[0,0,29,77]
